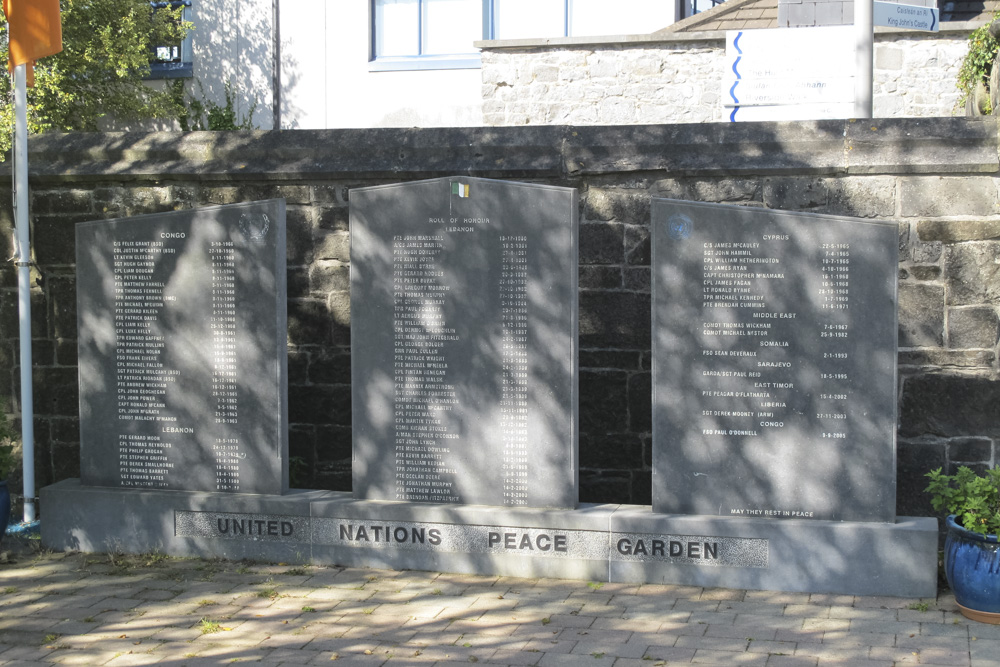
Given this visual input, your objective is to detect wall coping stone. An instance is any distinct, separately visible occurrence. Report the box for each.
[475,22,979,50]
[6,117,998,184]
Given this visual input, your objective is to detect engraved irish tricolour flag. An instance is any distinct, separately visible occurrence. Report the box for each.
[451,182,470,197]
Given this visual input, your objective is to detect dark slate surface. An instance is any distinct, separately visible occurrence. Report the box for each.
[351,177,578,508]
[76,200,288,495]
[652,199,898,523]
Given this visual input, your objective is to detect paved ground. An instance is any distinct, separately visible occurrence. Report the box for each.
[0,536,994,667]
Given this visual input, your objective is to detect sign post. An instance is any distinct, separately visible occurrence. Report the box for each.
[854,0,874,118]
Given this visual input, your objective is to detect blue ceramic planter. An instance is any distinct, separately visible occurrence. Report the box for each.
[0,480,9,549]
[945,515,1000,618]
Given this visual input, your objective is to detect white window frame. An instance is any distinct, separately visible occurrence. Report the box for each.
[369,0,692,71]
[148,0,193,79]
[369,0,489,72]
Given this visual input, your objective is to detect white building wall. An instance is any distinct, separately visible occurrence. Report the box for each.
[191,0,276,129]
[184,1,968,130]
[278,0,483,129]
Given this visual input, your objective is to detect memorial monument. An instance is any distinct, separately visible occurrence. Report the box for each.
[651,199,897,523]
[75,200,289,495]
[40,189,937,597]
[350,178,579,508]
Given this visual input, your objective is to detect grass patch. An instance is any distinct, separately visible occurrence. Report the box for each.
[908,601,930,612]
[200,618,222,634]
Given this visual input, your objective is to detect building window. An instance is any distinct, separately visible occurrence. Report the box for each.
[371,0,486,70]
[495,0,677,38]
[370,0,677,70]
[148,0,193,79]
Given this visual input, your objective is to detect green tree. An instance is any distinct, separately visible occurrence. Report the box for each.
[0,0,191,156]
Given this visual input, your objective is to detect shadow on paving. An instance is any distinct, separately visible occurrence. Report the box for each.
[0,541,990,667]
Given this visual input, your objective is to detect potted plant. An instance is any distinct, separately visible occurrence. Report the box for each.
[0,439,12,546]
[925,466,1000,623]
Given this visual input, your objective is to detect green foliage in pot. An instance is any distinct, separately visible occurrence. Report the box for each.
[925,466,1000,536]
[956,14,1000,112]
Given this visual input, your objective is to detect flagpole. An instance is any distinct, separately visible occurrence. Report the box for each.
[12,62,36,524]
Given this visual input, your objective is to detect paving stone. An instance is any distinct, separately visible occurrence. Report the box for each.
[705,624,778,641]
[521,638,577,654]
[675,634,751,651]
[483,648,544,664]
[642,644,699,662]
[537,652,616,666]
[793,642,873,660]
[764,657,818,667]
[691,648,769,665]
[0,551,982,667]
[828,606,889,620]
[818,630,896,647]
[745,639,798,654]
[570,637,651,658]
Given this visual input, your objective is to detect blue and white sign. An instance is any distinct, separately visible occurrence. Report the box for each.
[873,1,939,31]
[724,26,855,122]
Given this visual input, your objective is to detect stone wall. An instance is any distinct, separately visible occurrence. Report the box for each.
[480,32,966,125]
[0,119,997,524]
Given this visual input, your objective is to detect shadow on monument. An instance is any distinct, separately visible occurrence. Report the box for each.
[75,201,287,495]
[350,177,578,509]
[653,202,898,523]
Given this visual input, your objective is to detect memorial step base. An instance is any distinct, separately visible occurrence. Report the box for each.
[40,479,938,598]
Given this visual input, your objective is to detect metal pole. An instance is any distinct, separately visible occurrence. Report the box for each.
[854,0,874,118]
[12,63,36,524]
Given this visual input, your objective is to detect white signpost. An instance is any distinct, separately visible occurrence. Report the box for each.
[872,1,939,31]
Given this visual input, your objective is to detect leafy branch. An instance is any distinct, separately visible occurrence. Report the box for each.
[925,466,1000,536]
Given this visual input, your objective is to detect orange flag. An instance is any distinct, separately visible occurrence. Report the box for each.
[3,0,62,86]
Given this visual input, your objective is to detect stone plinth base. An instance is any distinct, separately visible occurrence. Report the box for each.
[41,479,938,597]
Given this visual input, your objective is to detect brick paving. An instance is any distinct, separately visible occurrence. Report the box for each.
[0,538,995,666]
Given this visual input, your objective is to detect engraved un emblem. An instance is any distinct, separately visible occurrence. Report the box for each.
[667,214,693,240]
[239,212,270,242]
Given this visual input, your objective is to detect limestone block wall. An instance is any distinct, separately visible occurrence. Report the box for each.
[482,43,729,124]
[0,118,996,526]
[481,33,966,124]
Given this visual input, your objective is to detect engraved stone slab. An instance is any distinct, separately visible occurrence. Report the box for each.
[176,511,310,543]
[40,481,939,597]
[652,199,897,523]
[610,532,768,568]
[350,177,578,508]
[313,518,608,560]
[76,200,288,495]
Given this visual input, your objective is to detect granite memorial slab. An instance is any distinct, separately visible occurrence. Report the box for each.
[41,480,938,597]
[350,177,578,508]
[652,199,898,523]
[76,200,288,495]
